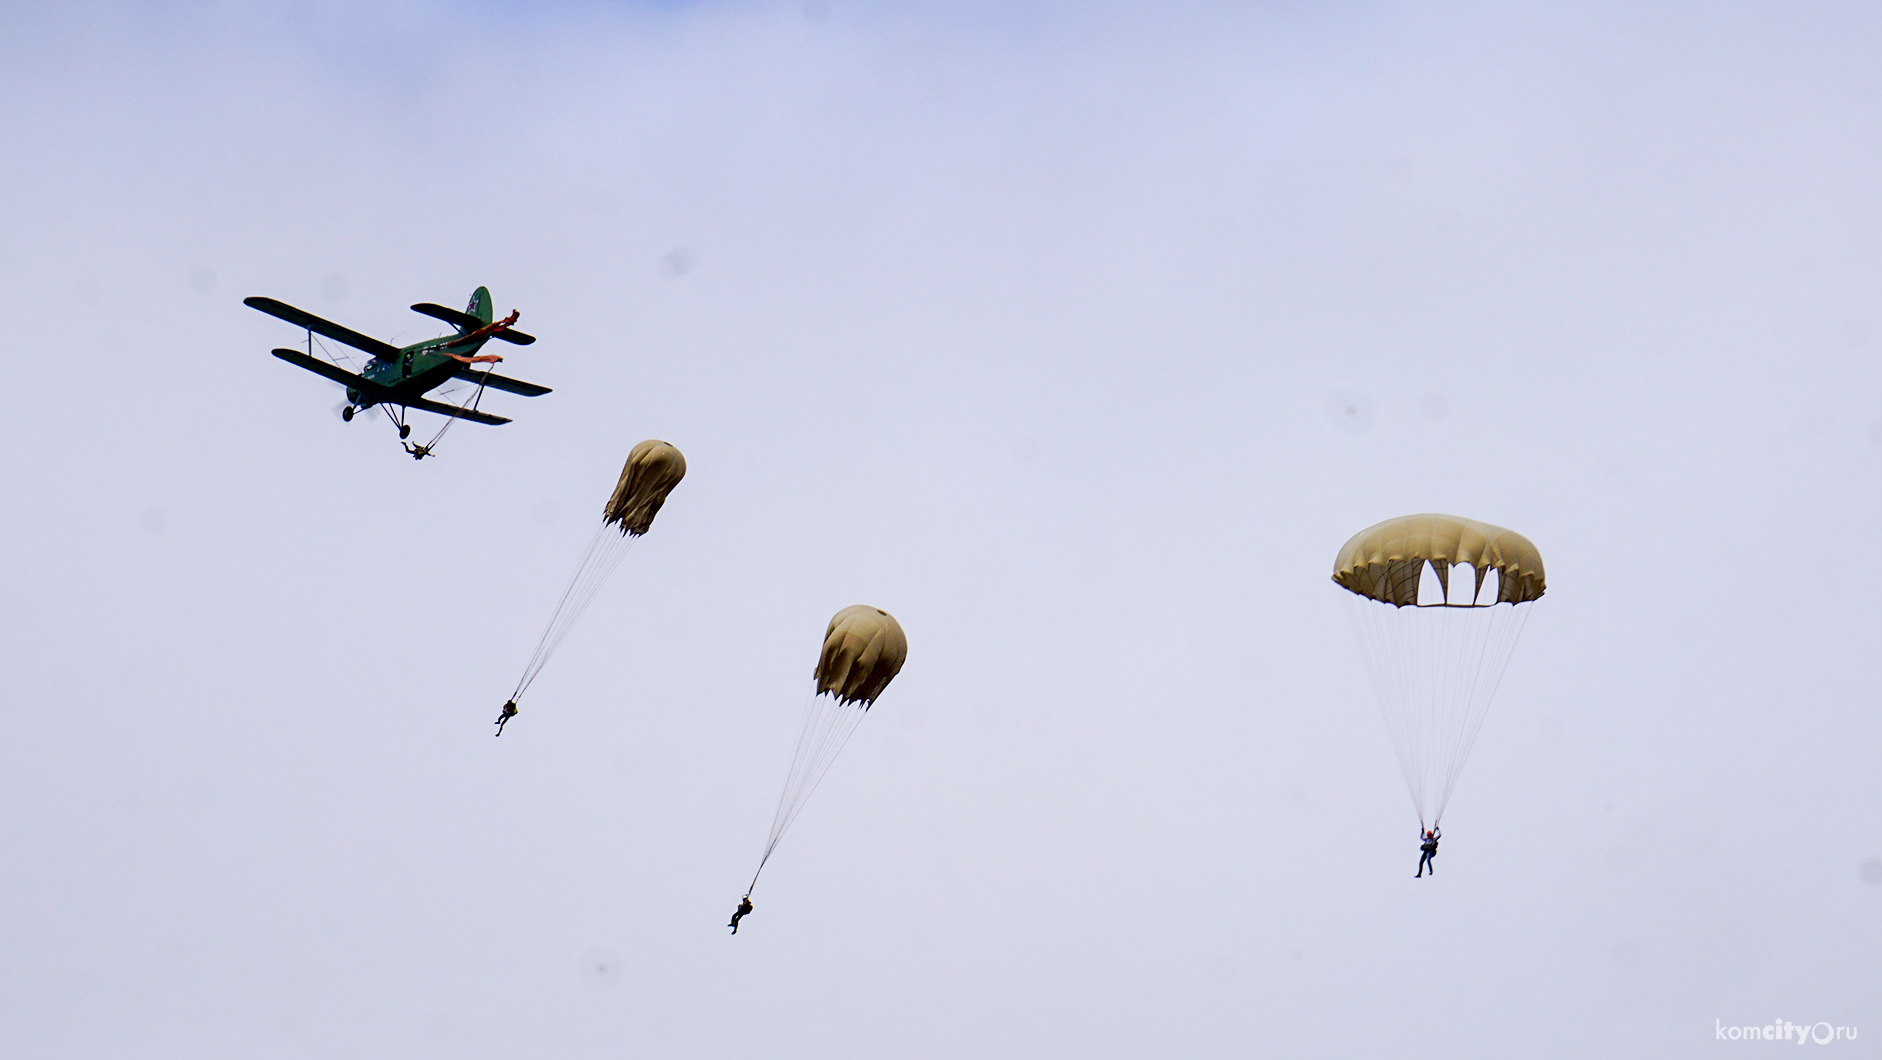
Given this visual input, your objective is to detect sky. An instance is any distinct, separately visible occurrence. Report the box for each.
[2,1,1880,1056]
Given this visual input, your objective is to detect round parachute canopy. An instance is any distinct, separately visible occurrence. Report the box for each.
[814,605,908,707]
[604,440,686,537]
[1333,513,1545,607]
[1333,513,1545,828]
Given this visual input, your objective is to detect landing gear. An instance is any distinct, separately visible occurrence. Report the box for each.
[399,424,411,439]
[341,406,355,422]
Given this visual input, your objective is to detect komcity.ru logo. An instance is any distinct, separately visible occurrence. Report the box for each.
[1716,1019,1859,1044]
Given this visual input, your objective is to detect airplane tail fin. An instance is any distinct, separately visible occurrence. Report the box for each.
[464,286,494,328]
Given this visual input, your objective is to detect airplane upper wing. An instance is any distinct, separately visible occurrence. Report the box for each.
[402,395,513,426]
[451,365,552,397]
[248,297,401,359]
[411,303,536,345]
[271,349,393,398]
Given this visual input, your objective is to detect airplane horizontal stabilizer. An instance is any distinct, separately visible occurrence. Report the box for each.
[411,302,536,345]
[411,302,479,332]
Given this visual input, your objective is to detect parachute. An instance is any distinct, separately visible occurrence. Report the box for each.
[813,605,909,707]
[1332,513,1544,829]
[740,605,908,907]
[603,439,687,535]
[495,440,686,734]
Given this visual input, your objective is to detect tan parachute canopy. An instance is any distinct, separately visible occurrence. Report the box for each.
[604,440,686,536]
[1333,513,1545,606]
[814,605,908,707]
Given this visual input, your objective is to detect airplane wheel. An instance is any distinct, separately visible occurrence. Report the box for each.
[342,406,355,422]
[399,424,411,439]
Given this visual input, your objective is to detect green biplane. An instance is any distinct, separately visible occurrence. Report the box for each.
[246,286,550,456]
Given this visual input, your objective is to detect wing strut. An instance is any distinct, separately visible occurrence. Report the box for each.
[399,367,504,460]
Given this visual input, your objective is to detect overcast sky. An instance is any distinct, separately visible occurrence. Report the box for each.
[3,1,1880,1056]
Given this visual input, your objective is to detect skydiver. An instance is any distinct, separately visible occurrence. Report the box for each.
[728,895,753,934]
[494,699,517,736]
[1415,827,1440,877]
[404,441,433,460]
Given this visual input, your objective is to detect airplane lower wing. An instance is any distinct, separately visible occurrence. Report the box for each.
[402,395,512,426]
[248,297,401,359]
[274,350,511,425]
[272,349,392,398]
[411,303,536,345]
[452,365,552,397]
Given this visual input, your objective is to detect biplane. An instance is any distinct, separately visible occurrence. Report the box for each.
[246,286,549,455]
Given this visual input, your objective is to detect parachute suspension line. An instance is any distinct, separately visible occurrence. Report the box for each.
[1348,595,1428,826]
[1424,601,1473,827]
[746,692,870,898]
[507,523,640,702]
[413,367,494,457]
[1431,602,1530,826]
[398,368,495,459]
[1345,592,1533,829]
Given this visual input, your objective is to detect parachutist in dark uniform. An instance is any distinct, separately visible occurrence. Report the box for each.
[729,895,753,934]
[404,441,432,460]
[494,699,517,736]
[1415,827,1440,877]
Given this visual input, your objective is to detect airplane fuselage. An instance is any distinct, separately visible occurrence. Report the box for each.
[348,332,493,407]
